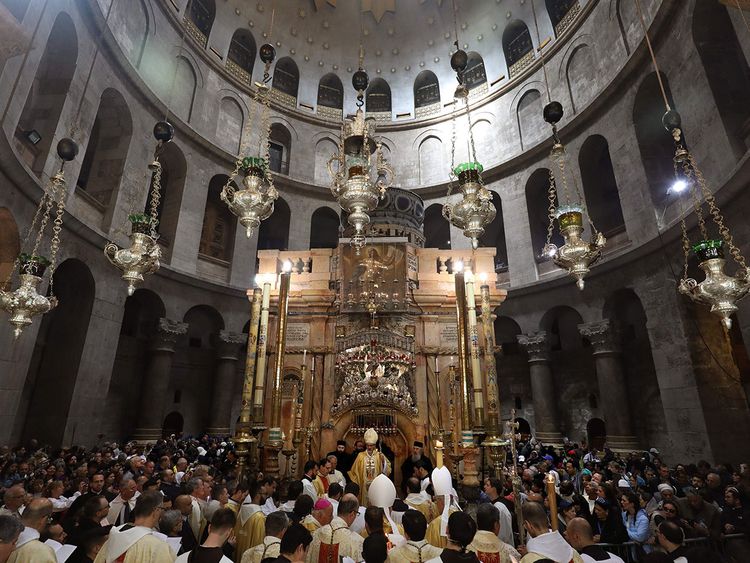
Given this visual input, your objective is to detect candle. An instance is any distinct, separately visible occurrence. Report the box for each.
[435,440,444,468]
[302,349,307,366]
[546,473,558,531]
[435,355,439,372]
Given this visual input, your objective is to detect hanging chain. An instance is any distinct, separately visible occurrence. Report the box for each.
[463,96,479,167]
[47,172,67,295]
[679,218,691,280]
[545,169,558,248]
[634,0,671,112]
[530,0,551,103]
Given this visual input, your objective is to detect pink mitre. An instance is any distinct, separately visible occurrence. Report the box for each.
[314,499,332,510]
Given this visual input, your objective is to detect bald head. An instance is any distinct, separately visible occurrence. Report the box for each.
[338,494,359,527]
[174,495,193,516]
[565,517,594,550]
[22,498,53,532]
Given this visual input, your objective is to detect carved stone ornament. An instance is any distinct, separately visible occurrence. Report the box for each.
[577,319,620,355]
[155,318,188,351]
[517,331,550,362]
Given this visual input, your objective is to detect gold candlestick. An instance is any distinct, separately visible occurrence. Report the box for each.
[546,472,558,531]
[253,278,272,422]
[464,270,485,431]
[453,264,472,444]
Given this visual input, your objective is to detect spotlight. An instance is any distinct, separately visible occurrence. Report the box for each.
[453,260,464,273]
[670,179,687,194]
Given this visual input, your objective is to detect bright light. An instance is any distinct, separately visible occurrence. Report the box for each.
[282,260,293,273]
[479,273,488,283]
[453,260,464,273]
[670,179,688,194]
[255,274,271,286]
[465,270,473,282]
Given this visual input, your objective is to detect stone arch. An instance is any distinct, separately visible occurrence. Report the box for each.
[76,88,133,222]
[692,0,750,159]
[614,0,637,56]
[603,288,666,449]
[145,141,187,262]
[503,20,533,78]
[517,89,545,150]
[578,134,626,239]
[515,417,532,436]
[173,56,197,122]
[525,168,561,260]
[314,137,338,184]
[366,77,392,113]
[217,96,244,154]
[632,71,679,210]
[565,43,596,113]
[546,0,579,35]
[269,123,292,174]
[185,0,215,47]
[273,57,300,99]
[317,73,344,110]
[15,11,77,176]
[310,206,340,249]
[258,196,290,250]
[470,118,493,165]
[495,316,522,356]
[199,175,237,263]
[465,52,488,90]
[21,259,95,445]
[227,28,256,84]
[423,203,450,250]
[162,412,184,437]
[587,417,607,449]
[414,70,440,109]
[0,207,20,287]
[478,191,508,273]
[183,305,224,349]
[112,0,149,68]
[540,305,584,351]
[418,136,443,185]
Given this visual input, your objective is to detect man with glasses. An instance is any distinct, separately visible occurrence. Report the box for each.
[7,498,56,563]
[0,486,26,519]
[94,491,175,563]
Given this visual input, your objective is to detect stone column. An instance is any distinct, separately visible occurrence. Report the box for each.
[132,318,188,442]
[517,331,563,444]
[206,330,246,436]
[578,320,639,451]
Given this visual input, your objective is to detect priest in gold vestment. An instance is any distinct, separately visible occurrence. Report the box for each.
[349,428,392,505]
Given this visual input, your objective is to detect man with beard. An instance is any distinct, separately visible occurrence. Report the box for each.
[399,442,433,496]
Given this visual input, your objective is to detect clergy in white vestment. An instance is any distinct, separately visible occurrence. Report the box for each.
[387,510,442,563]
[468,504,522,563]
[307,494,363,563]
[106,480,139,528]
[234,481,266,560]
[326,455,347,488]
[404,478,436,523]
[184,478,209,542]
[301,461,319,502]
[94,491,175,563]
[241,510,288,563]
[8,499,56,563]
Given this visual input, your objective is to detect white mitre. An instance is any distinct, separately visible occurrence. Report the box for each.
[368,474,404,547]
[364,428,378,445]
[431,465,456,537]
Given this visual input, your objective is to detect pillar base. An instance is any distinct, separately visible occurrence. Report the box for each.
[205,427,231,437]
[606,434,640,453]
[131,428,162,443]
[535,431,564,446]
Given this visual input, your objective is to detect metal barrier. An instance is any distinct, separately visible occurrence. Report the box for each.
[596,534,748,562]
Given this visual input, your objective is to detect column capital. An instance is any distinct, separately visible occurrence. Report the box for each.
[578,319,620,355]
[217,330,247,360]
[154,318,188,352]
[517,331,550,362]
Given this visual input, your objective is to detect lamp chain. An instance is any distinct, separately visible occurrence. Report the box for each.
[634,0,671,112]
[530,0,552,103]
[545,169,557,249]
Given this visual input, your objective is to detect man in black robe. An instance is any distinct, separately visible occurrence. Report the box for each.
[399,441,433,496]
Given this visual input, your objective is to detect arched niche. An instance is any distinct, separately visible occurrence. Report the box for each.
[227,29,256,84]
[478,192,508,273]
[15,12,77,176]
[162,412,184,437]
[503,20,533,78]
[525,168,562,261]
[565,44,596,113]
[22,259,95,445]
[465,52,488,91]
[217,97,243,154]
[0,208,20,287]
[366,78,392,114]
[318,73,344,110]
[183,305,224,350]
[540,305,584,351]
[578,135,626,239]
[517,89,546,150]
[258,197,290,251]
[310,207,340,249]
[269,123,292,174]
[145,141,187,261]
[185,0,215,47]
[692,0,750,159]
[314,137,338,184]
[414,70,440,109]
[76,88,133,220]
[112,0,149,67]
[546,0,579,35]
[199,175,237,263]
[173,57,197,122]
[273,57,300,99]
[587,418,606,449]
[418,136,443,185]
[495,316,522,356]
[423,203,450,250]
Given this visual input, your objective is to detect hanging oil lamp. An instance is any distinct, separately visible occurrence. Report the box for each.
[0,139,78,338]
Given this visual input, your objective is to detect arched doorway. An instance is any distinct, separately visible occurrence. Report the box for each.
[162,411,184,437]
[587,418,607,450]
[515,417,532,438]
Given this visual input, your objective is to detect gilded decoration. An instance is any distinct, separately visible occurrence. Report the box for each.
[340,242,409,315]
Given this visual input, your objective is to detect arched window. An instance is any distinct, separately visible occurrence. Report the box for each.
[503,20,534,78]
[15,12,77,176]
[258,197,291,250]
[217,97,244,154]
[272,57,300,99]
[184,0,215,47]
[546,0,580,35]
[310,207,340,249]
[423,204,451,250]
[366,78,392,114]
[199,175,237,263]
[579,135,626,239]
[269,123,291,174]
[227,29,256,85]
[525,168,562,261]
[478,192,508,273]
[692,0,750,159]
[76,89,133,219]
[464,52,487,90]
[414,70,440,110]
[633,72,680,209]
[317,73,344,110]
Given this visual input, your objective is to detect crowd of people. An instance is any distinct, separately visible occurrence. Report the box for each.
[0,432,747,563]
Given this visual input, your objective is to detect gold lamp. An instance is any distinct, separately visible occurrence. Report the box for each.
[1,139,79,338]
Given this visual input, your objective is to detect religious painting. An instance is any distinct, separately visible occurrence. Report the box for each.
[339,242,409,314]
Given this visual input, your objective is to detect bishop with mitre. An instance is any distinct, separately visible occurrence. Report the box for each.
[349,428,392,505]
